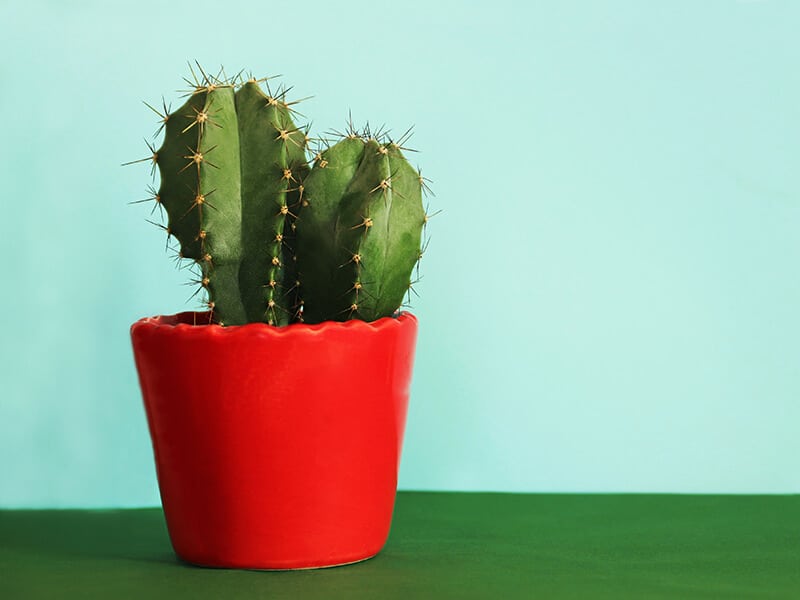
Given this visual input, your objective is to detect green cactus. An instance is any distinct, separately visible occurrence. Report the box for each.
[149,73,307,325]
[132,67,430,326]
[296,134,426,324]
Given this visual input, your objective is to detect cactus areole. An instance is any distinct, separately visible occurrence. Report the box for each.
[129,67,432,569]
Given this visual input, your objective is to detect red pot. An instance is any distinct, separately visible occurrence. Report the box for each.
[130,311,417,569]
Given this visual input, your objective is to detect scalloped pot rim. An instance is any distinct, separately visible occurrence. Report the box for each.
[130,311,417,339]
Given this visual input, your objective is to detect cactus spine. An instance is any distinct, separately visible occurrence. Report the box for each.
[135,68,430,326]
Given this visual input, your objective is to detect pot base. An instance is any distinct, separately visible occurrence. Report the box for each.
[182,553,379,572]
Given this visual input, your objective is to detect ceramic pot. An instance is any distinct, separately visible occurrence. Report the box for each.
[130,311,417,569]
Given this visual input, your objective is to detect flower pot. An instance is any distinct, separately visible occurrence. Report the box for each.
[130,311,418,570]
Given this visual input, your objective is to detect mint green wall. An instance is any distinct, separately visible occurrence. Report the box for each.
[1,0,798,507]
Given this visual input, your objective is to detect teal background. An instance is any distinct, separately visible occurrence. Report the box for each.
[0,0,798,507]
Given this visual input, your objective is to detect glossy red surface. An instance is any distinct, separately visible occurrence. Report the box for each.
[130,312,418,569]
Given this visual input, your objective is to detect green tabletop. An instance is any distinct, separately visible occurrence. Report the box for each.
[1,492,798,599]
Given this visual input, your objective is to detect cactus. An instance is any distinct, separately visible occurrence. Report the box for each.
[131,67,430,326]
[144,72,307,325]
[296,133,426,323]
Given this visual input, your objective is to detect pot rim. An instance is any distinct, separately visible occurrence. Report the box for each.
[131,311,416,340]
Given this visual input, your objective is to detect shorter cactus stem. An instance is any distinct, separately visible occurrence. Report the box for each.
[296,132,425,323]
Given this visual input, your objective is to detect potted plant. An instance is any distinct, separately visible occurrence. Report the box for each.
[129,66,432,570]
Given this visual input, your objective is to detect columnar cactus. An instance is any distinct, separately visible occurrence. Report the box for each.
[149,75,307,326]
[296,135,425,324]
[131,67,429,326]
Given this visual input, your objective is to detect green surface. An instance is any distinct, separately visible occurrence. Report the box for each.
[1,492,798,599]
